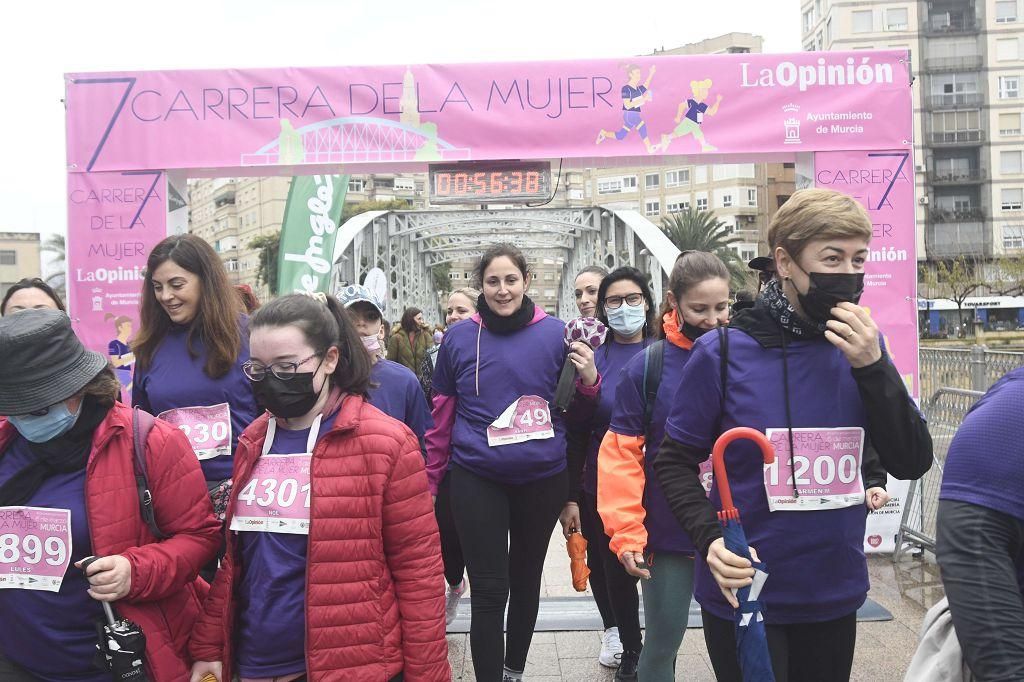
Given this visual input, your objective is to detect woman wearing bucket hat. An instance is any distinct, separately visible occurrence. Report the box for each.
[132,236,259,549]
[0,309,221,681]
[0,277,66,316]
[654,189,931,681]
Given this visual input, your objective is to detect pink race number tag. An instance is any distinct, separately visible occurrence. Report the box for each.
[158,403,232,460]
[763,427,865,511]
[487,395,555,447]
[0,507,72,592]
[229,454,312,535]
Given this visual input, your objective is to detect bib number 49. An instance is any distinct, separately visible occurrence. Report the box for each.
[518,409,550,428]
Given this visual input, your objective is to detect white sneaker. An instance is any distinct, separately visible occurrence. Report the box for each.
[445,579,466,626]
[599,626,623,668]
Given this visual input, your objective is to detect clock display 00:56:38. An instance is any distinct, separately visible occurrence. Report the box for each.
[433,170,546,197]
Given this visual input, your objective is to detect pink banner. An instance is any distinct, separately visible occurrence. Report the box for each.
[814,150,919,399]
[66,51,911,173]
[66,171,167,392]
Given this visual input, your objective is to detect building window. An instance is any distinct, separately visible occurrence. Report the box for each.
[597,175,638,195]
[348,178,365,193]
[1002,151,1024,173]
[886,7,908,30]
[448,272,457,280]
[740,245,757,261]
[803,9,814,33]
[1000,76,1020,99]
[777,194,792,208]
[645,200,661,216]
[393,177,415,191]
[667,200,690,213]
[852,10,873,33]
[665,169,690,187]
[1000,112,1023,135]
[997,38,1020,62]
[0,250,15,266]
[1004,224,1024,249]
[645,173,660,189]
[997,0,1018,22]
[1003,189,1024,210]
[825,18,833,44]
[721,193,734,208]
[746,188,758,206]
[696,197,708,211]
[695,166,708,184]
[544,272,554,281]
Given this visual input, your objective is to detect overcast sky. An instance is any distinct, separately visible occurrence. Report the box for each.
[3,0,801,269]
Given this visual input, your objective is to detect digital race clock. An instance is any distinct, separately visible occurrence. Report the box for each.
[428,161,552,204]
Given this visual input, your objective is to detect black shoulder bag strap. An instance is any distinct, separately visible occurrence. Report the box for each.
[132,407,168,540]
[641,340,666,437]
[716,326,729,436]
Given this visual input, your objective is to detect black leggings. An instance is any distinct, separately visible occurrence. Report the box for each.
[702,608,857,682]
[435,470,466,586]
[450,463,567,681]
[580,490,642,652]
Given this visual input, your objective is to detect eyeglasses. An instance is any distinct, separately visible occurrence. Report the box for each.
[242,353,319,381]
[604,293,645,309]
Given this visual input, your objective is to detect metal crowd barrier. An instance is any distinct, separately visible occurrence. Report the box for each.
[893,387,984,562]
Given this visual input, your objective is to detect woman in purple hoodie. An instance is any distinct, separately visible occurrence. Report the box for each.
[425,244,599,682]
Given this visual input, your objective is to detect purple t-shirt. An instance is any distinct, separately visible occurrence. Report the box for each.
[582,339,651,495]
[236,411,338,677]
[368,359,433,441]
[941,367,1024,588]
[0,437,106,682]
[665,329,873,624]
[430,315,569,484]
[609,340,697,554]
[132,319,259,481]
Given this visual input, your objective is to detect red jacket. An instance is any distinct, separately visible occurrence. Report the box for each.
[0,402,222,682]
[189,395,450,681]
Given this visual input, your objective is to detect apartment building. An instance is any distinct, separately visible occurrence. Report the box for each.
[0,232,41,299]
[801,0,1024,261]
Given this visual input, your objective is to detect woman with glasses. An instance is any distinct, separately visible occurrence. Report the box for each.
[0,310,220,681]
[190,293,449,681]
[425,244,600,682]
[566,267,656,681]
[132,236,259,532]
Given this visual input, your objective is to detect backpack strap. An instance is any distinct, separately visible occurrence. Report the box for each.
[641,340,666,436]
[132,407,168,540]
[716,326,729,435]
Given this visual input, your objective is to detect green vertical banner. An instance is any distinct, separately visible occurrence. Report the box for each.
[277,174,348,295]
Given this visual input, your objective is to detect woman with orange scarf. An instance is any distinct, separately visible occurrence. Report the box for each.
[596,251,731,682]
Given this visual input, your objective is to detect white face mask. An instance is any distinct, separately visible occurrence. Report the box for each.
[606,302,646,336]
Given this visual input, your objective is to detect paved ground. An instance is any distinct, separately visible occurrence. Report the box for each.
[444,528,943,680]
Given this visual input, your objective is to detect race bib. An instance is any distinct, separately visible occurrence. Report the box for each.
[763,428,865,512]
[487,395,554,447]
[229,454,312,535]
[0,507,72,592]
[229,415,319,535]
[158,403,232,460]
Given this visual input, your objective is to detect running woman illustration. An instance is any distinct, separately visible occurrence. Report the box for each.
[596,64,657,154]
[661,78,723,153]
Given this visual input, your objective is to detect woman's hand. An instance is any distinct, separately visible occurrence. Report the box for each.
[558,502,581,540]
[569,341,598,387]
[76,555,132,602]
[190,661,222,682]
[865,487,891,511]
[824,302,883,369]
[619,551,651,580]
[706,537,756,609]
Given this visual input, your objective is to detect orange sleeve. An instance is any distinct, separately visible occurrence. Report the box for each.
[597,430,648,558]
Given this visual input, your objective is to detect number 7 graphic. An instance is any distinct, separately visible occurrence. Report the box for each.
[867,151,910,210]
[68,77,136,172]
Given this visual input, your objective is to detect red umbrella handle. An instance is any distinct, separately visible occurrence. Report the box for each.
[712,427,775,519]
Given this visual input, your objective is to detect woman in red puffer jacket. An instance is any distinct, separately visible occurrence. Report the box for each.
[189,293,449,682]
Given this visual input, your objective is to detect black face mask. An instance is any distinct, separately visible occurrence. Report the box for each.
[796,271,865,323]
[252,360,327,419]
[681,320,711,341]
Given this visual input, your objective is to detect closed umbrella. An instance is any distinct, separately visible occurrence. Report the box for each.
[80,556,151,682]
[566,529,591,592]
[712,427,775,682]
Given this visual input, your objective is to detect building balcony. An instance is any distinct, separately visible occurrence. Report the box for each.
[925,221,991,258]
[928,129,985,146]
[929,206,986,222]
[921,17,979,36]
[923,55,983,72]
[926,92,983,109]
[927,168,987,185]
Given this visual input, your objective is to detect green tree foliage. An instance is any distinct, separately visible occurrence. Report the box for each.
[340,199,414,225]
[250,232,281,295]
[659,209,750,290]
[920,255,985,332]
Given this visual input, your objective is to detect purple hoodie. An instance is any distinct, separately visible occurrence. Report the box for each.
[425,308,599,493]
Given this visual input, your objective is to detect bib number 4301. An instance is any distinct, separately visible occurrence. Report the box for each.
[236,477,311,510]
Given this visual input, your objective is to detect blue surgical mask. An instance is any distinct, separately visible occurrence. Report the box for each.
[9,401,82,443]
[606,302,647,336]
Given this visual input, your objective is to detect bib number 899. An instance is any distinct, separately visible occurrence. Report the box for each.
[237,478,311,509]
[766,454,858,487]
[0,533,67,566]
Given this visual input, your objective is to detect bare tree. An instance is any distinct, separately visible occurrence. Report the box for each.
[920,255,985,335]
